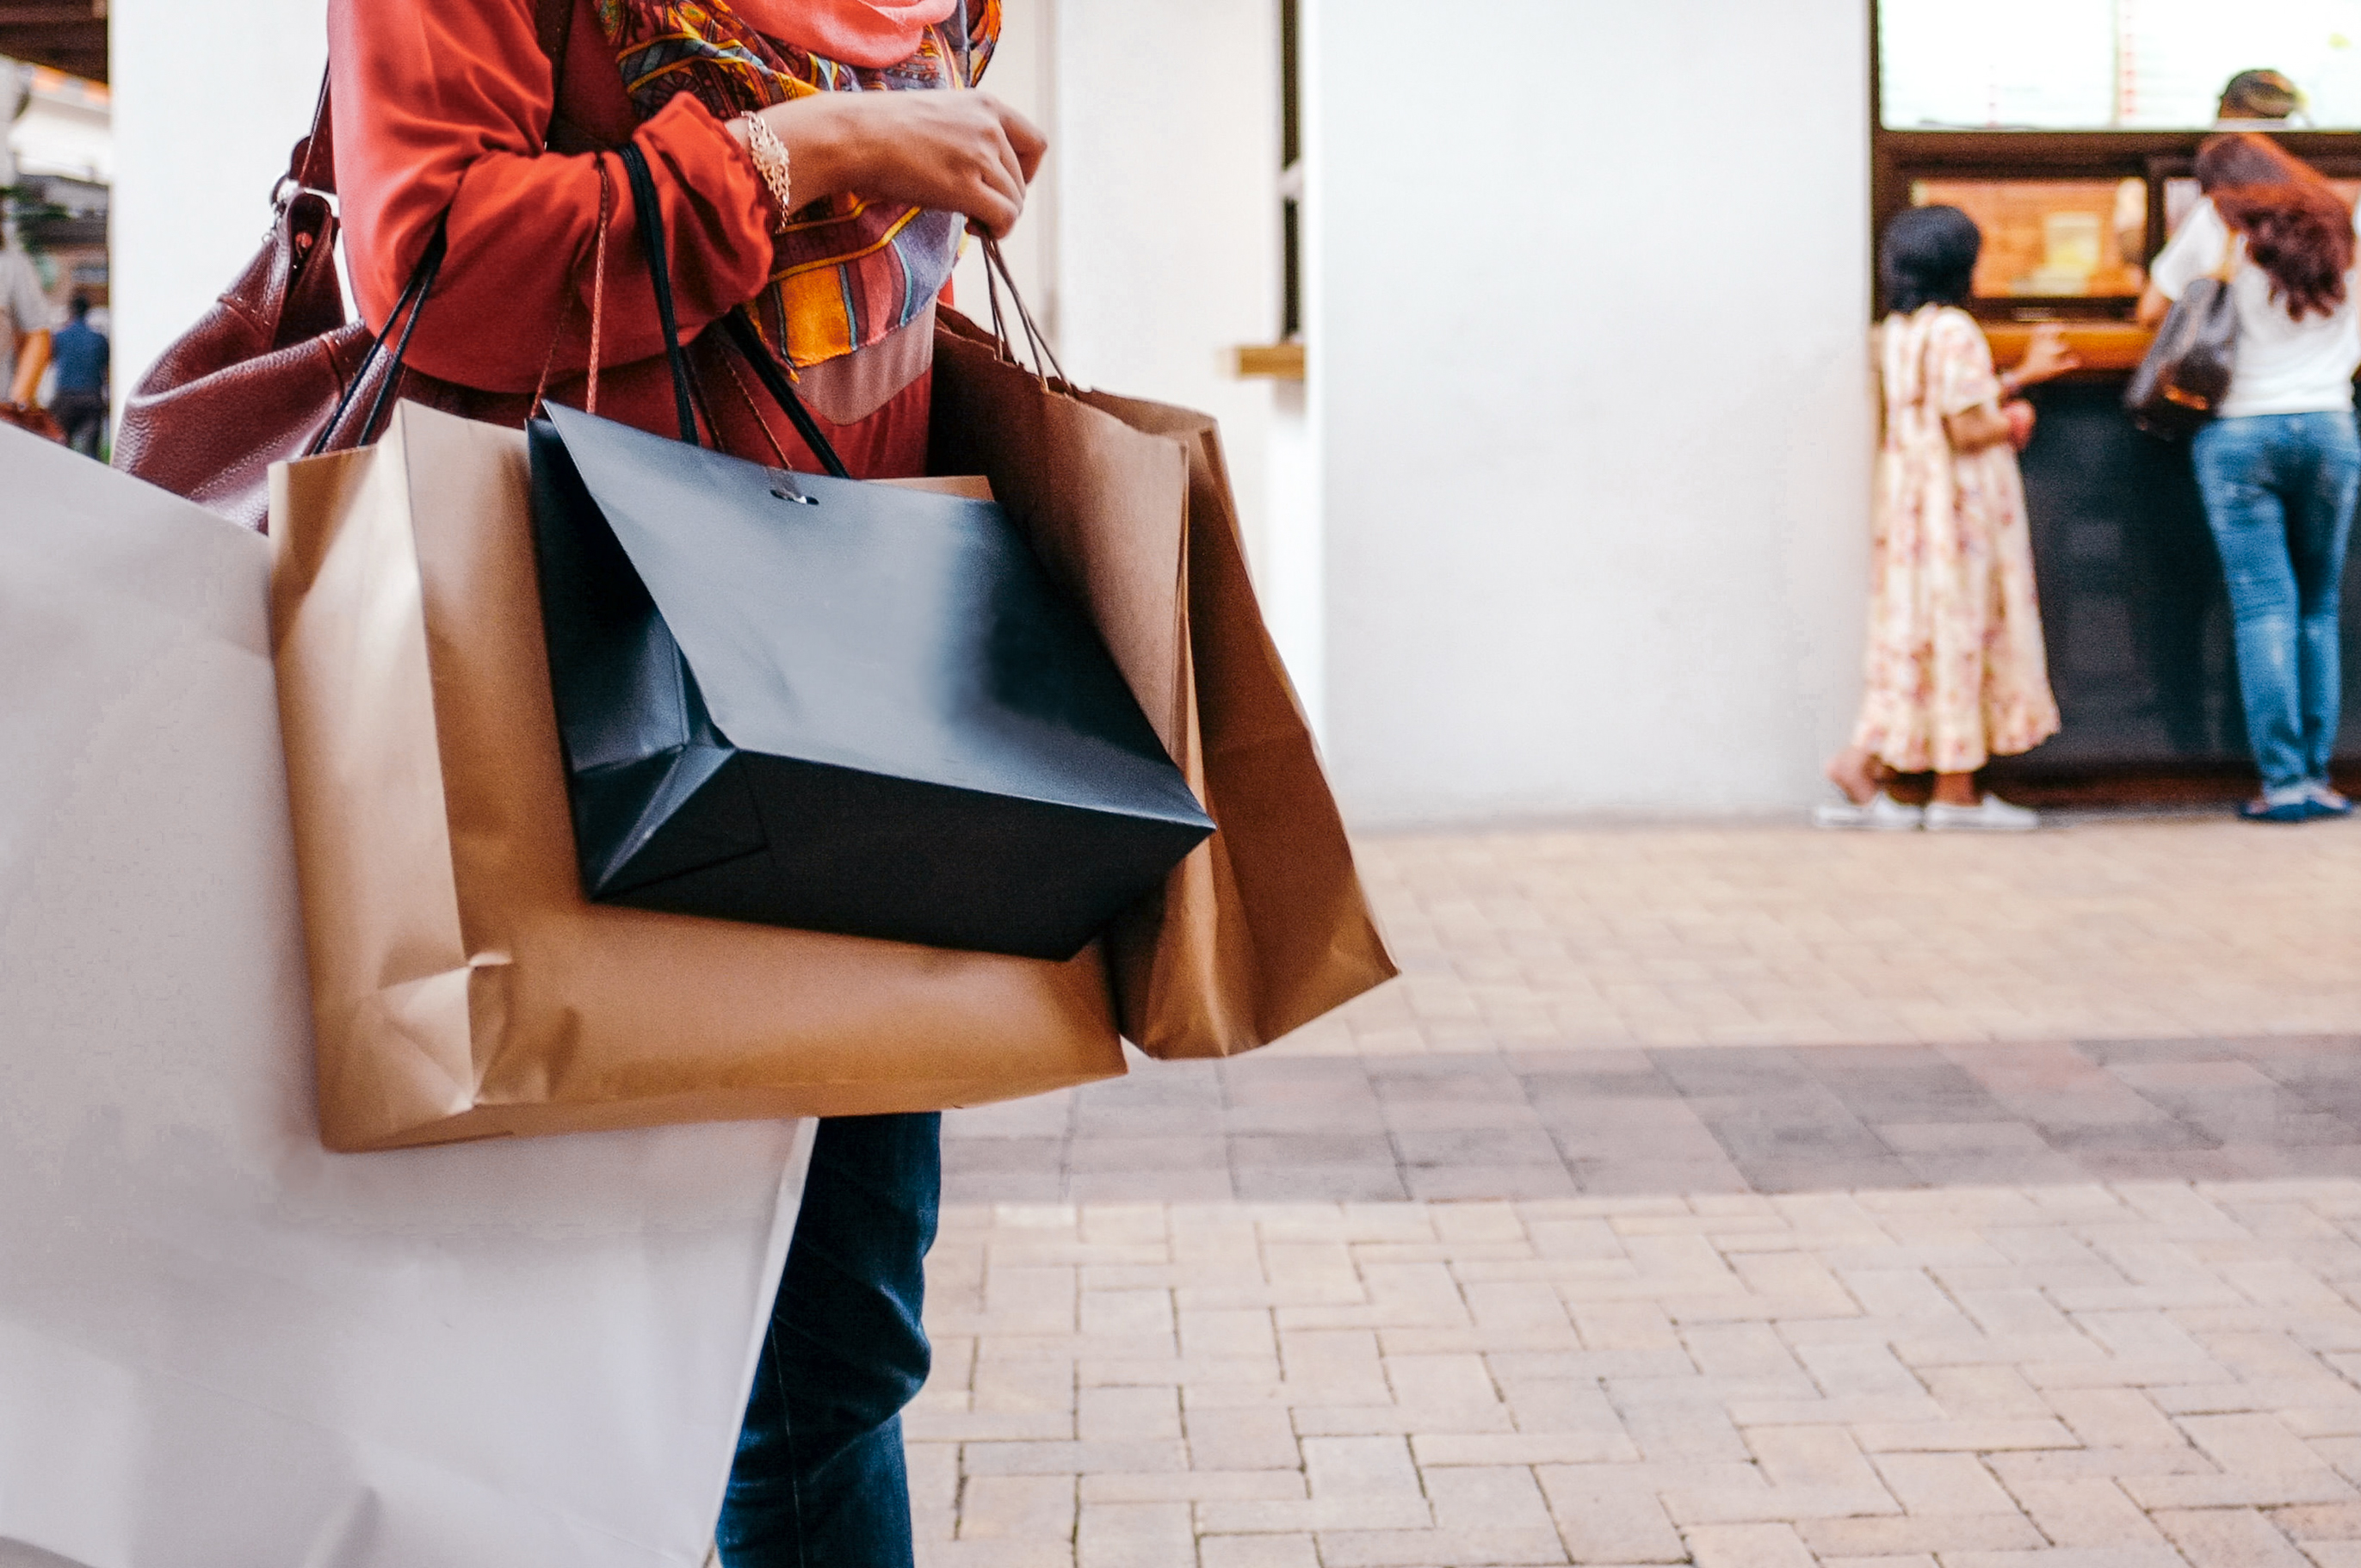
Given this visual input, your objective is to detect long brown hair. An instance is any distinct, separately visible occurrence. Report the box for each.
[2196,132,2355,320]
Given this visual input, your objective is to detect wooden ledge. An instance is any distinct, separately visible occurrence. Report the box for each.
[1233,343,1306,381]
[1981,320,2154,375]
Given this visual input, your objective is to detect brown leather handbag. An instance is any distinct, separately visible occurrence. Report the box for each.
[114,0,576,530]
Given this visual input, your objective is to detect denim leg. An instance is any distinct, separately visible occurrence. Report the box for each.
[2282,415,2361,780]
[2194,418,2308,793]
[719,1113,943,1568]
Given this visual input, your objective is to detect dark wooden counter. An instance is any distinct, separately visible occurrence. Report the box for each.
[1976,346,2361,786]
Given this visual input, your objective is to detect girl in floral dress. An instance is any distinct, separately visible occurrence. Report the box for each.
[1820,205,2078,831]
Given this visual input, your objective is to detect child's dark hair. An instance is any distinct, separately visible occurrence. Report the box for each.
[1882,206,1982,315]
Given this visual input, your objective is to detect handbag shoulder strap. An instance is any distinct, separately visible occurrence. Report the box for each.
[288,71,337,195]
[535,0,577,73]
[305,0,582,452]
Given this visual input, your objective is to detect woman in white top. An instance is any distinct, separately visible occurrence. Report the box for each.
[2142,132,2361,822]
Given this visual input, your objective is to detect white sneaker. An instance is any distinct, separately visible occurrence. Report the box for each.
[1923,795,2039,832]
[1814,791,1923,831]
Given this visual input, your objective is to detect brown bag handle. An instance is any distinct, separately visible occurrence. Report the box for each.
[942,3,1066,387]
[306,221,449,455]
[981,237,1066,388]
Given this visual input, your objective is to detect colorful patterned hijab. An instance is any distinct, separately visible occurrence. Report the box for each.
[596,0,999,369]
[733,0,956,69]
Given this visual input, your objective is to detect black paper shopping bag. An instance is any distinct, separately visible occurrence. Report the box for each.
[523,145,1208,962]
[527,399,1213,962]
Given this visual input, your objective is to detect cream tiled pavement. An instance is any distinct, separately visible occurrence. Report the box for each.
[913,818,2361,1566]
[1300,818,2361,1054]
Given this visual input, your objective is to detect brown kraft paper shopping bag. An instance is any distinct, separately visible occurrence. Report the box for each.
[930,314,1397,1059]
[270,403,1123,1152]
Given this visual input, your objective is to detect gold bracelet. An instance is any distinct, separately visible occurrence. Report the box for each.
[739,110,794,230]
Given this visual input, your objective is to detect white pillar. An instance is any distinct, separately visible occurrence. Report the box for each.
[1309,0,1875,823]
[1048,0,1281,581]
[1266,0,1325,734]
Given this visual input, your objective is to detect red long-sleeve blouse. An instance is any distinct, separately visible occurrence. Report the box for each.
[326,0,932,478]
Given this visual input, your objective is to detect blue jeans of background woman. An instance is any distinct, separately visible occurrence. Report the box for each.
[2191,411,2361,795]
[718,1113,942,1568]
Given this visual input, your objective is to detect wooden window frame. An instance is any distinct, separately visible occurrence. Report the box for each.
[1236,0,1307,379]
[1279,0,1301,343]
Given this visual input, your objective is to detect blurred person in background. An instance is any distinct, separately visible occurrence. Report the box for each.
[0,222,49,413]
[46,293,106,457]
[1820,206,2079,832]
[2140,133,2361,822]
[2219,69,2305,127]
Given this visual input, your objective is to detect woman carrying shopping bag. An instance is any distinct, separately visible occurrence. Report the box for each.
[327,3,1038,1562]
[1821,205,2079,831]
[2139,133,2361,824]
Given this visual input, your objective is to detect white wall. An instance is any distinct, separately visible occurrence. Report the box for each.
[1309,0,1876,823]
[1049,0,1280,578]
[111,0,327,418]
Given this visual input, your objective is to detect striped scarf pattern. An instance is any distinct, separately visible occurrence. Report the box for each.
[597,0,999,367]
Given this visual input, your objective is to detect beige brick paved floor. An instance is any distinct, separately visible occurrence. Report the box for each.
[916,1186,2361,1568]
[1304,817,2361,1053]
[914,818,2361,1566]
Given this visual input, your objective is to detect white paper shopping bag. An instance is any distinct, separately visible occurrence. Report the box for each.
[0,426,807,1568]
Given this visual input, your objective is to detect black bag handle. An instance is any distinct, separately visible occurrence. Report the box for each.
[618,142,702,446]
[306,221,448,456]
[722,312,854,479]
[619,139,857,478]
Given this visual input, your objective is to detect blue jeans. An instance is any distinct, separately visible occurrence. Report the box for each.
[718,1113,942,1568]
[2191,411,2361,793]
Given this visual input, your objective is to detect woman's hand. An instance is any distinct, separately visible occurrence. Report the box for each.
[1945,401,2014,453]
[738,90,1047,239]
[2011,323,2080,386]
[2004,398,2036,451]
[1946,398,2036,453]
